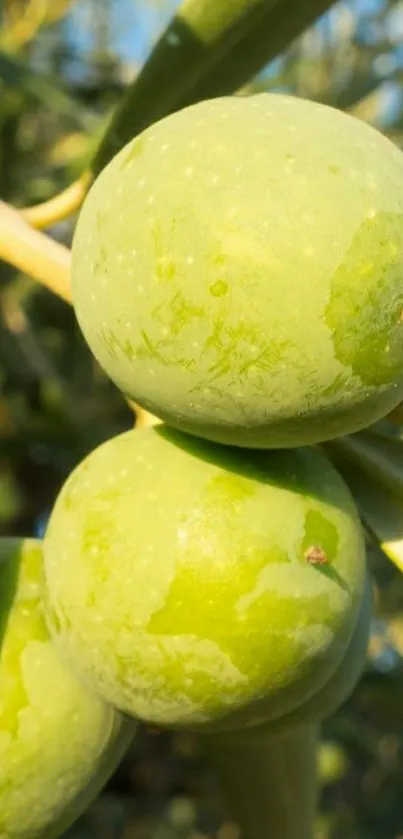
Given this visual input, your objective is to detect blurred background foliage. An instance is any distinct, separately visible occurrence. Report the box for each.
[3,1,403,838]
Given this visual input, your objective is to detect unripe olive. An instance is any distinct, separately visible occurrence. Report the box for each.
[0,538,134,839]
[217,570,371,744]
[72,94,403,448]
[44,426,366,732]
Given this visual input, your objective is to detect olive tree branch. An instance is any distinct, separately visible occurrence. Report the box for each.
[0,200,159,427]
[0,200,71,302]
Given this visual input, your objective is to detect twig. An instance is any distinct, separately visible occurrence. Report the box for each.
[0,200,71,302]
[0,201,158,426]
[21,173,90,230]
[132,404,163,429]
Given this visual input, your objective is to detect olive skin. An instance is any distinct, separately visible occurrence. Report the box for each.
[44,426,366,732]
[72,93,403,448]
[216,570,371,744]
[0,538,134,839]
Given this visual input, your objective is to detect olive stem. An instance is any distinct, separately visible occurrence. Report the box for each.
[21,173,90,230]
[133,404,163,429]
[206,723,318,839]
[0,201,160,425]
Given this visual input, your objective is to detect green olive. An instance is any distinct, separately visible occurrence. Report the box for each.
[0,538,134,839]
[44,426,366,732]
[72,94,403,448]
[216,570,371,744]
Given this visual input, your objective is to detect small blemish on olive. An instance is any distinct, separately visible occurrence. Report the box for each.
[304,546,328,565]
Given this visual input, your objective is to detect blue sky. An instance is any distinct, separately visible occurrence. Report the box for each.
[63,0,403,126]
[65,0,179,67]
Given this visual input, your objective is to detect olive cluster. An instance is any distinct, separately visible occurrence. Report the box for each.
[5,92,403,838]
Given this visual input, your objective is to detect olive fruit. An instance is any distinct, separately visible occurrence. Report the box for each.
[217,570,371,743]
[0,538,134,839]
[72,94,403,448]
[44,426,366,732]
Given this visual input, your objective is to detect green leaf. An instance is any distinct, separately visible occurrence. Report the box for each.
[365,419,403,442]
[0,50,94,130]
[325,430,403,504]
[328,453,403,576]
[178,0,342,110]
[92,0,339,176]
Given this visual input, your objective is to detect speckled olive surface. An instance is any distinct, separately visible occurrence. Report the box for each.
[0,538,134,839]
[72,94,403,448]
[44,426,366,732]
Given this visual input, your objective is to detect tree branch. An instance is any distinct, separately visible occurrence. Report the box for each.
[0,200,71,302]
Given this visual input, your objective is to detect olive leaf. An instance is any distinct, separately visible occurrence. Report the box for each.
[325,430,403,503]
[92,0,339,176]
[177,0,342,110]
[325,429,403,574]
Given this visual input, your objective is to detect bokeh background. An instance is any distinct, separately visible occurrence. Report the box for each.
[3,1,403,837]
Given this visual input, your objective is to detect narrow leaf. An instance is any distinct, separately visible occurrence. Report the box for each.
[178,0,341,111]
[325,430,403,504]
[92,0,339,176]
[329,454,403,576]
